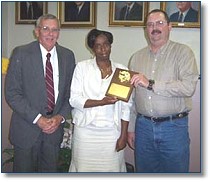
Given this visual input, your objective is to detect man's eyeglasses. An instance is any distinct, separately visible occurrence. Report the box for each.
[39,26,60,33]
[146,20,168,28]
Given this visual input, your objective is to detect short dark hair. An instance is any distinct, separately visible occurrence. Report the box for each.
[146,9,170,24]
[87,29,113,49]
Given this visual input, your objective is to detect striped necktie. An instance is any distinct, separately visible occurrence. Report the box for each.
[45,53,55,113]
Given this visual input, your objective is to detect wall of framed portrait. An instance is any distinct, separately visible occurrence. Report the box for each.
[57,2,96,28]
[109,2,149,27]
[2,1,201,173]
[15,2,48,24]
[160,2,200,28]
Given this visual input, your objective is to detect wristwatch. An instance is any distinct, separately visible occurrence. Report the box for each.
[147,79,155,91]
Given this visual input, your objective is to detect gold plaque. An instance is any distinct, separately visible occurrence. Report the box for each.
[106,68,137,102]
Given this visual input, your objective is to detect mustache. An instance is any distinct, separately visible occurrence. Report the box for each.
[151,29,161,34]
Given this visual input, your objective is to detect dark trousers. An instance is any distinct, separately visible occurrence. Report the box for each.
[13,133,60,172]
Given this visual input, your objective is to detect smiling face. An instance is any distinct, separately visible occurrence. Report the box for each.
[146,11,171,49]
[92,34,111,61]
[34,19,60,51]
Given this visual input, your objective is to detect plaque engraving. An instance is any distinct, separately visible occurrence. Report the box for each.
[106,68,137,102]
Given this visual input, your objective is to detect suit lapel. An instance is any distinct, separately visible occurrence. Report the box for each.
[185,8,193,21]
[30,42,47,103]
[30,43,67,112]
[55,45,65,107]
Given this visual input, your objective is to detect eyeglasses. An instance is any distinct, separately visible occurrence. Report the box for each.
[146,20,168,28]
[39,26,60,33]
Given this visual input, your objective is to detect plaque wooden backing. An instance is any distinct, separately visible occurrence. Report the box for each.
[106,68,137,102]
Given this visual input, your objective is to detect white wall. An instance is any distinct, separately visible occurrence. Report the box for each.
[2,1,201,172]
[3,2,200,74]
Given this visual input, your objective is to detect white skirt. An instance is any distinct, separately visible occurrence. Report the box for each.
[69,125,126,172]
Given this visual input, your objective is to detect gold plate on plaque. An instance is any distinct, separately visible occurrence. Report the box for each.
[106,68,137,102]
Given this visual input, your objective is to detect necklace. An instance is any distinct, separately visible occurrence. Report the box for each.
[97,64,112,79]
[99,66,111,73]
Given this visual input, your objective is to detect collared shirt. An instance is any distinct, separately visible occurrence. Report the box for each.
[128,40,198,131]
[127,2,134,11]
[77,3,84,14]
[124,3,134,19]
[179,8,190,22]
[40,44,59,103]
[33,44,59,124]
[26,2,33,17]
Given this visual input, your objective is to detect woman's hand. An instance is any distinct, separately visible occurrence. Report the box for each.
[116,134,127,152]
[84,96,118,108]
[101,96,118,105]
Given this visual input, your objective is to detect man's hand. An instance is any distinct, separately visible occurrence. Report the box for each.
[130,73,149,88]
[37,116,53,131]
[37,114,63,134]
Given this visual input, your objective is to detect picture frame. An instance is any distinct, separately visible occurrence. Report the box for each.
[58,2,96,28]
[160,2,200,28]
[15,2,48,24]
[109,2,149,27]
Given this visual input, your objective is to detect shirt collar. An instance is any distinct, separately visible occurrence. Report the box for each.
[39,44,56,61]
[148,40,171,56]
[92,57,115,70]
[179,8,190,17]
[127,3,134,10]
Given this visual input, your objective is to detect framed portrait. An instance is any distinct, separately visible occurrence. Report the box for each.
[15,2,48,24]
[160,2,200,28]
[58,2,96,28]
[109,2,149,27]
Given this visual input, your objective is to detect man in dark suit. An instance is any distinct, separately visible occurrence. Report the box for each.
[65,1,90,21]
[169,2,198,22]
[20,2,43,20]
[5,14,75,172]
[119,2,143,21]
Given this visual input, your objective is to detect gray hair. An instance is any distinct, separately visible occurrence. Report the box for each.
[35,14,60,28]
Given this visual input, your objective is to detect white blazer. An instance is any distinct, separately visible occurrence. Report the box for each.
[69,58,133,129]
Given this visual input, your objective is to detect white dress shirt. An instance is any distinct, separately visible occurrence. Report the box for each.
[33,44,59,123]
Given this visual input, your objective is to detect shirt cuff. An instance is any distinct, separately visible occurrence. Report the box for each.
[61,116,65,123]
[33,114,65,124]
[33,113,42,124]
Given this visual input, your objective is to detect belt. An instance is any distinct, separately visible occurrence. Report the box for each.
[138,112,188,122]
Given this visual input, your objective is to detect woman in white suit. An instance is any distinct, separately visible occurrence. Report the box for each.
[69,29,133,172]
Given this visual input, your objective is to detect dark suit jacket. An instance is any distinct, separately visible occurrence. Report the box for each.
[119,3,143,20]
[170,7,198,22]
[5,41,75,149]
[20,2,43,20]
[65,2,90,21]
